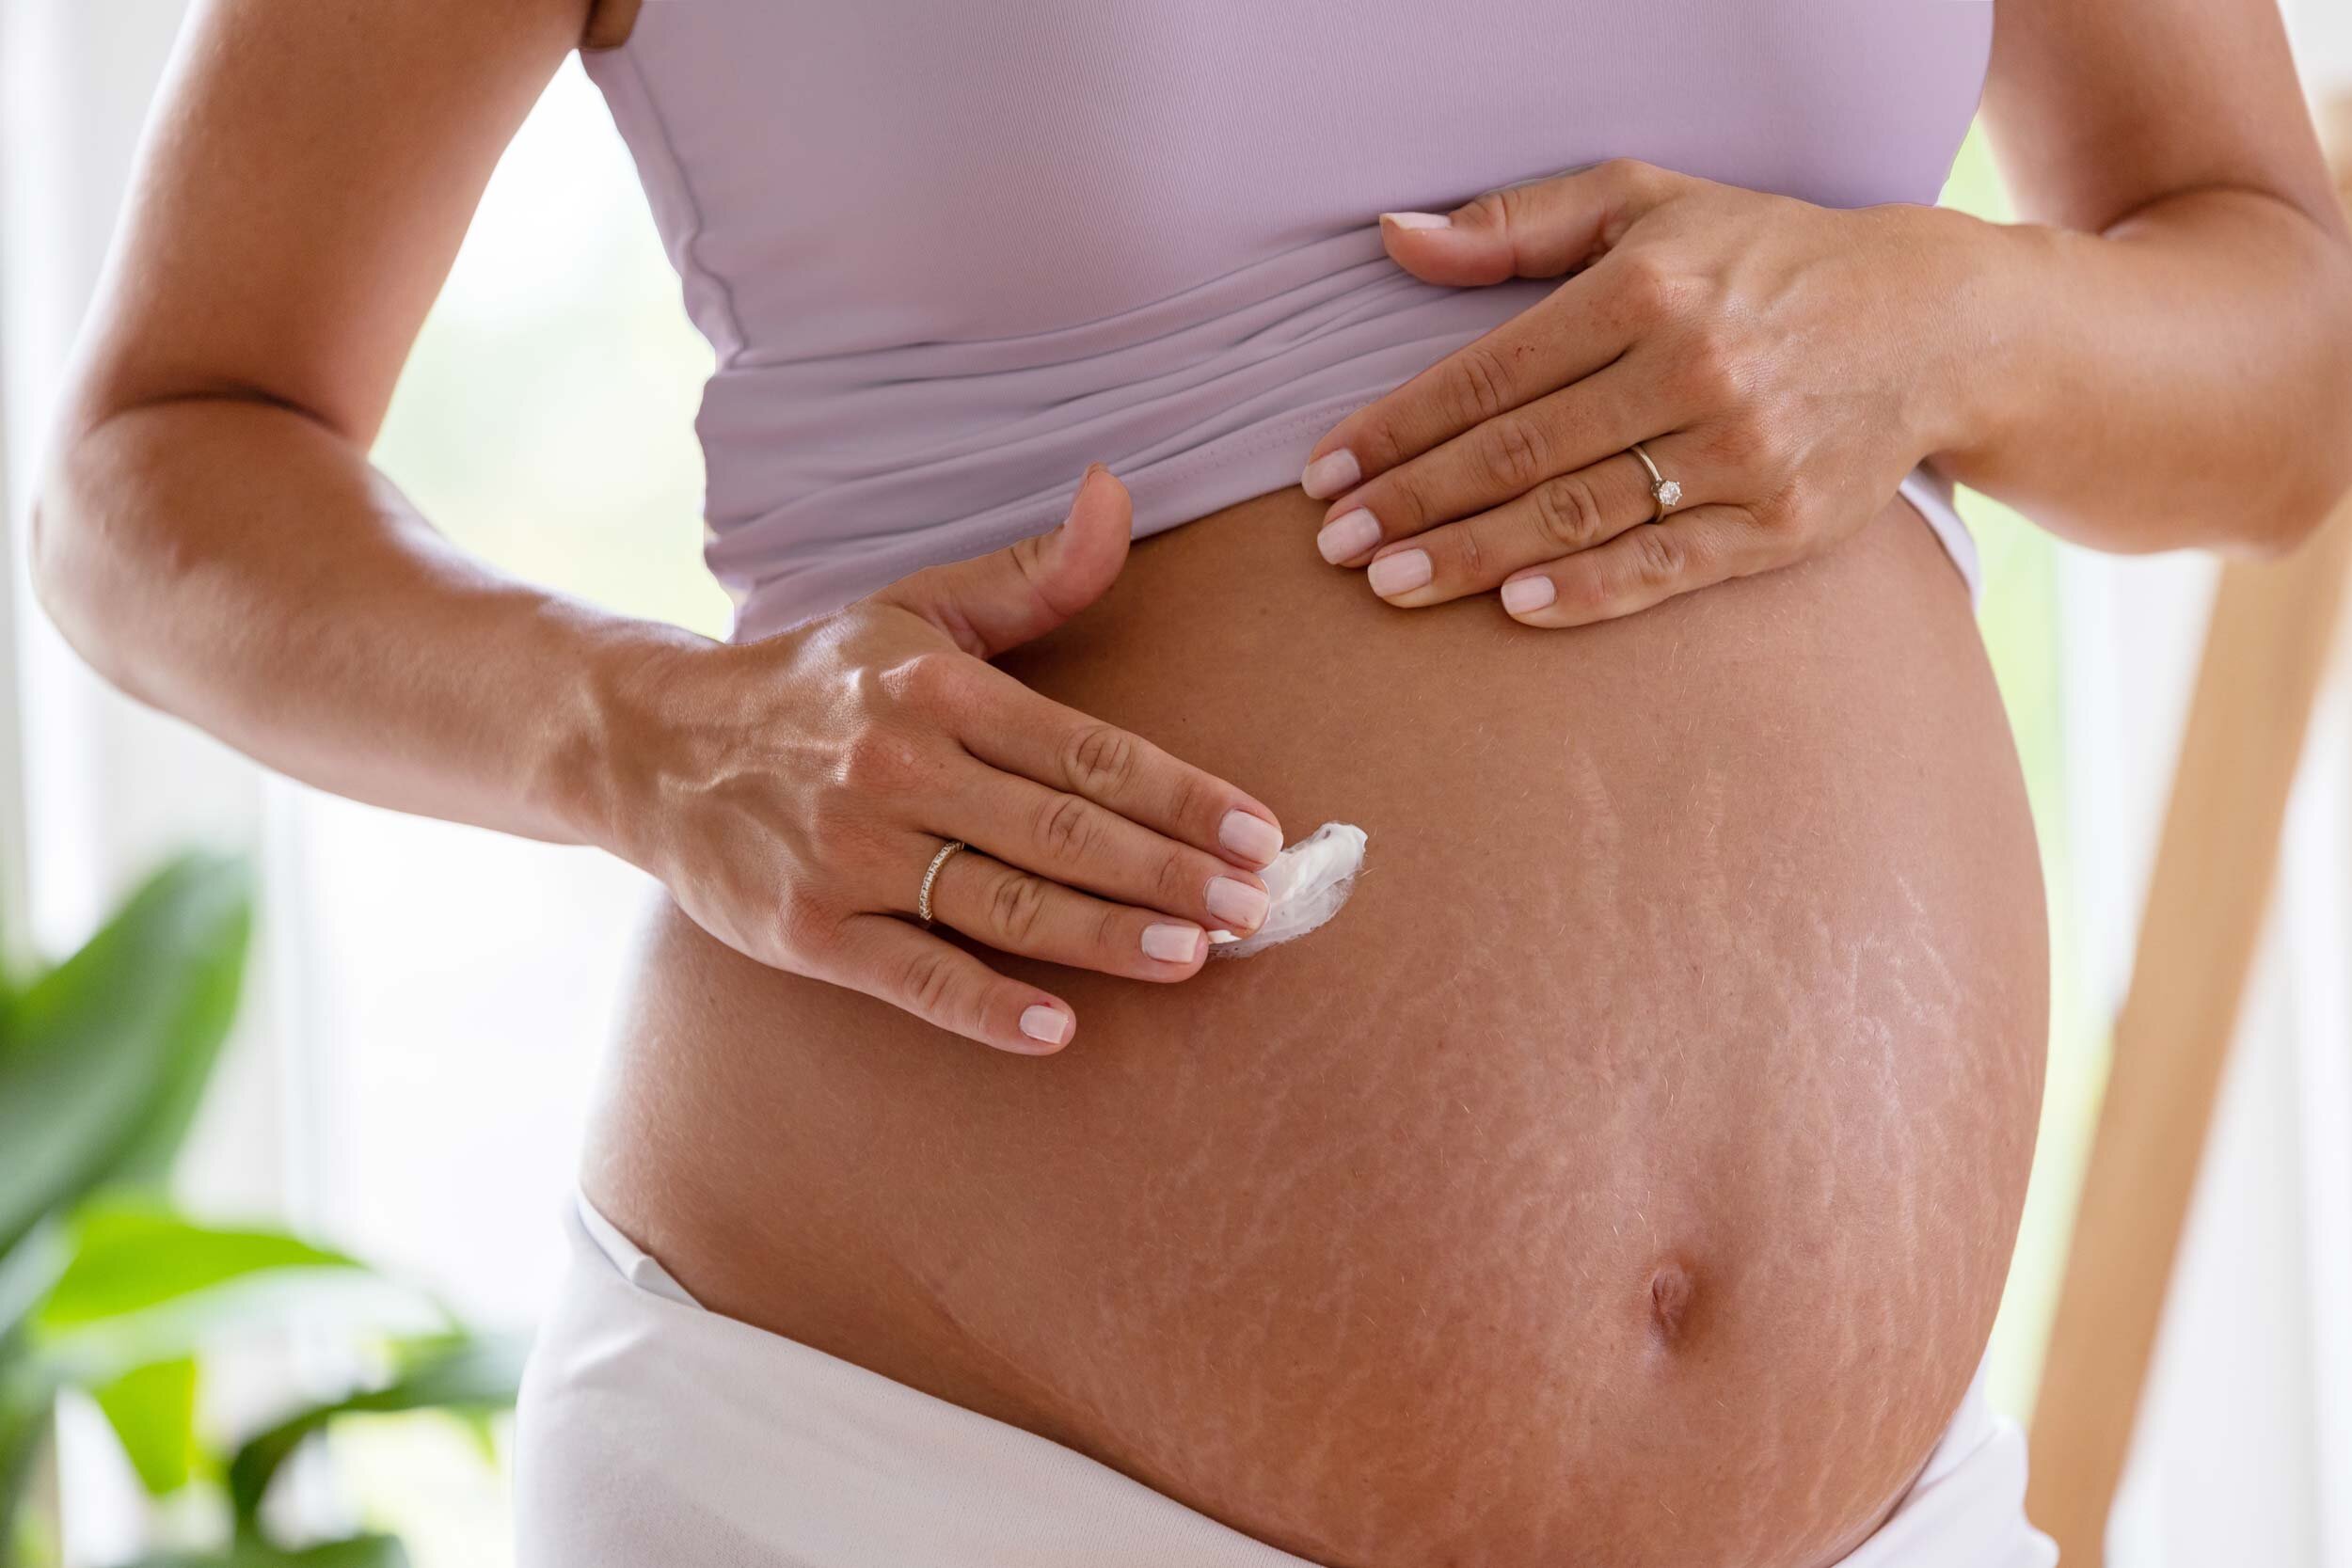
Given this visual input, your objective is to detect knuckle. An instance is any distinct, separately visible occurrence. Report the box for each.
[986,870,1053,946]
[1606,158,1668,203]
[1350,414,1406,475]
[1375,467,1428,533]
[1461,188,1514,234]
[1563,566,1615,617]
[1163,767,1214,836]
[1003,530,1056,593]
[1632,524,1687,584]
[1613,251,1685,325]
[777,893,834,958]
[1759,424,1804,481]
[876,649,955,707]
[838,728,925,794]
[1705,413,1769,471]
[1680,524,1718,571]
[1062,721,1139,798]
[1613,257,1667,323]
[1450,341,1518,426]
[1481,417,1550,492]
[898,945,964,1022]
[1768,474,1812,530]
[1676,326,1744,405]
[1451,522,1488,583]
[803,784,860,842]
[1534,474,1609,549]
[1154,848,1199,911]
[1035,791,1102,861]
[1090,903,1131,961]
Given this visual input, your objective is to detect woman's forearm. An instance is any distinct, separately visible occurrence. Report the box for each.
[32,393,691,850]
[37,408,1294,1051]
[1915,185,2352,554]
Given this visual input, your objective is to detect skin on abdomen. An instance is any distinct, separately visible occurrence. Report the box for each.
[586,485,2046,1568]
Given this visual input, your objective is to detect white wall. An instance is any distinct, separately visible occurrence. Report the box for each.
[2288,0,2352,95]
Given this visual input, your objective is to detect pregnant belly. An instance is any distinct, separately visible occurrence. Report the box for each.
[586,483,2047,1568]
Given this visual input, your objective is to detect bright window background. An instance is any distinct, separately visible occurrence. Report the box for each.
[298,59,720,1327]
[279,63,724,1561]
[4,8,2349,1563]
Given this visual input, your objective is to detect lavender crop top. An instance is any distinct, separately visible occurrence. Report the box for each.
[582,1,1994,641]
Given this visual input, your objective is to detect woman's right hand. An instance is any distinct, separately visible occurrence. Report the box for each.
[601,466,1285,1054]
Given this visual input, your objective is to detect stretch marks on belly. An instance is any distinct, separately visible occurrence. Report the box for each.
[1207,821,1368,958]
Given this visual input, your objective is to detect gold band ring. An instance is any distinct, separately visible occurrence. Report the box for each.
[916,839,966,925]
[1629,442,1683,524]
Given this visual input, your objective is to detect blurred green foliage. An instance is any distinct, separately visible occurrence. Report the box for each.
[0,856,520,1567]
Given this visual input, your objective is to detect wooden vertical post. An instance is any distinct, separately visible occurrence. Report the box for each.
[2024,102,2352,1561]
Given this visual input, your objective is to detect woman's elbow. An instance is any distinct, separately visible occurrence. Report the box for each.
[2245,243,2352,557]
[28,423,171,705]
[28,450,107,663]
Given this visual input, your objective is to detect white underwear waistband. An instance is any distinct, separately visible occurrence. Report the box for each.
[515,1192,2055,1568]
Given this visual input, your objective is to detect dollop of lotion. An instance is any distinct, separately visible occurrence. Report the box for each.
[1206,822,1369,958]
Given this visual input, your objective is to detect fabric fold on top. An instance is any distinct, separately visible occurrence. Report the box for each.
[580,0,1996,639]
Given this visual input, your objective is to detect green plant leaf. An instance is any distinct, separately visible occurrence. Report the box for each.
[34,1202,359,1335]
[451,1407,500,1466]
[228,1334,525,1530]
[127,1534,410,1568]
[92,1356,198,1497]
[0,1386,56,1567]
[0,854,253,1259]
[0,1218,71,1350]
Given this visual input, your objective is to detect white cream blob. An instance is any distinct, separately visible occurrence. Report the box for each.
[1206,821,1369,958]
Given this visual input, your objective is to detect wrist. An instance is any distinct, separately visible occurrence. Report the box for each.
[1871,201,2031,469]
[552,612,721,870]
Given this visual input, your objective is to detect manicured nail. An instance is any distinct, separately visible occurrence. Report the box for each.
[1143,923,1204,963]
[1301,448,1360,500]
[1219,810,1284,865]
[1368,549,1432,598]
[1317,508,1381,563]
[1207,877,1271,931]
[1502,576,1557,614]
[1019,1006,1071,1047]
[1382,211,1453,230]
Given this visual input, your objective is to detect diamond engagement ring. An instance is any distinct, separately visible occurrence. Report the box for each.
[1629,442,1681,524]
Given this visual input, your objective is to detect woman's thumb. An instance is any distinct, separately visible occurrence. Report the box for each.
[1376,166,1646,287]
[874,464,1132,657]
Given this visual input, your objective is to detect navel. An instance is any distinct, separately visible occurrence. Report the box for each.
[1648,1259,1697,1343]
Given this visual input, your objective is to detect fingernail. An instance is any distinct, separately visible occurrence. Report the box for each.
[1382,211,1453,230]
[1218,810,1284,865]
[1143,923,1204,963]
[1368,548,1432,598]
[1301,448,1360,500]
[1207,877,1271,931]
[1316,508,1381,563]
[1502,576,1557,614]
[1019,1006,1071,1047]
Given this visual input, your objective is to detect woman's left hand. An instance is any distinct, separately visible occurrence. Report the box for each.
[1300,159,1959,626]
